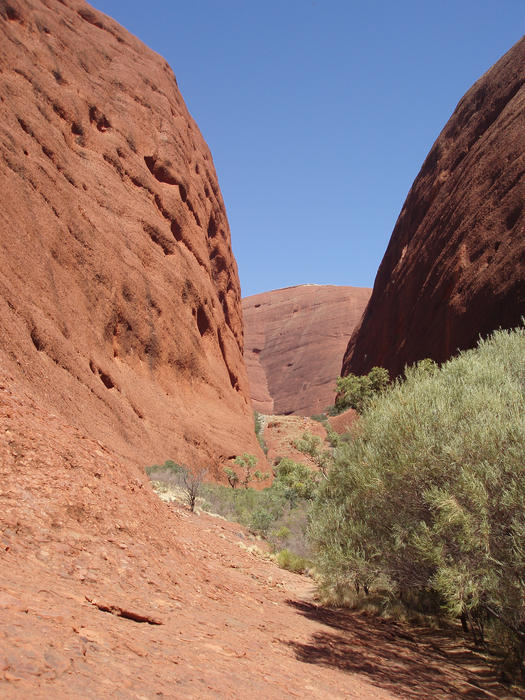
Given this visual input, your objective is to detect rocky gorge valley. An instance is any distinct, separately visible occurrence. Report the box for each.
[1,1,524,698]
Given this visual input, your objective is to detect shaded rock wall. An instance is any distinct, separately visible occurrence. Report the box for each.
[343,37,525,379]
[0,0,263,472]
[243,285,371,416]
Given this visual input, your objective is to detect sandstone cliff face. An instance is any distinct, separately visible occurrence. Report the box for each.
[343,37,525,379]
[243,285,371,416]
[0,0,262,471]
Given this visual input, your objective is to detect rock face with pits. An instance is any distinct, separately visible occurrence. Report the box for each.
[0,0,263,471]
[343,37,525,379]
[243,285,371,416]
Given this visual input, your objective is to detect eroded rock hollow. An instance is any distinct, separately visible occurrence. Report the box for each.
[0,0,263,471]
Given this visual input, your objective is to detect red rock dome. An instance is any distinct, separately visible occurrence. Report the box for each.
[243,285,371,416]
[0,0,263,471]
[343,37,525,379]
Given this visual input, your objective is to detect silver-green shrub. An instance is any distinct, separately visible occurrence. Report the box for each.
[334,365,390,414]
[309,327,525,667]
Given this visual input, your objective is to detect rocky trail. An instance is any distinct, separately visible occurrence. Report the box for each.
[1,369,523,699]
[260,413,328,468]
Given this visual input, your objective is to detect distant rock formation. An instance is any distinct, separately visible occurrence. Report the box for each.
[0,0,263,471]
[343,37,525,379]
[243,285,371,416]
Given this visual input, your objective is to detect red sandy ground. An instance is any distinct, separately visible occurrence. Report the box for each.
[1,370,523,699]
[262,414,328,468]
[327,407,359,435]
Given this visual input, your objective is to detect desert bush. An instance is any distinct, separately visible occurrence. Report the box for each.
[367,365,390,392]
[147,453,321,576]
[235,452,258,489]
[254,411,269,455]
[145,460,184,480]
[273,457,319,502]
[225,453,269,489]
[200,457,318,562]
[271,525,291,546]
[179,466,207,512]
[250,506,275,535]
[293,432,333,478]
[324,423,345,448]
[224,466,239,489]
[309,327,525,672]
[270,500,311,558]
[145,461,205,512]
[334,365,389,414]
[200,481,288,534]
[276,549,311,574]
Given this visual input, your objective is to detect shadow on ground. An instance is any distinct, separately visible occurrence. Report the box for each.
[286,600,524,700]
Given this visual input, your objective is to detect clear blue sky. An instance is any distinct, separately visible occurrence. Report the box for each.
[91,1,524,297]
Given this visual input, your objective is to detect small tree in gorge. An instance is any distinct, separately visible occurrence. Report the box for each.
[179,466,207,512]
[225,453,269,489]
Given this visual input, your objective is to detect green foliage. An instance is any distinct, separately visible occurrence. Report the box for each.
[334,365,390,414]
[367,365,390,393]
[293,432,334,477]
[309,327,525,671]
[234,453,258,488]
[293,432,321,455]
[324,423,343,448]
[224,466,239,489]
[224,453,264,489]
[250,506,275,535]
[273,458,319,502]
[273,526,291,542]
[254,410,263,435]
[335,373,371,413]
[412,357,438,376]
[201,481,288,537]
[147,451,324,580]
[234,453,258,469]
[198,452,322,565]
[145,460,184,477]
[254,411,269,455]
[276,549,311,574]
[310,413,328,423]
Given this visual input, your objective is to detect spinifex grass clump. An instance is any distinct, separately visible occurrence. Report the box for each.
[309,327,525,675]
